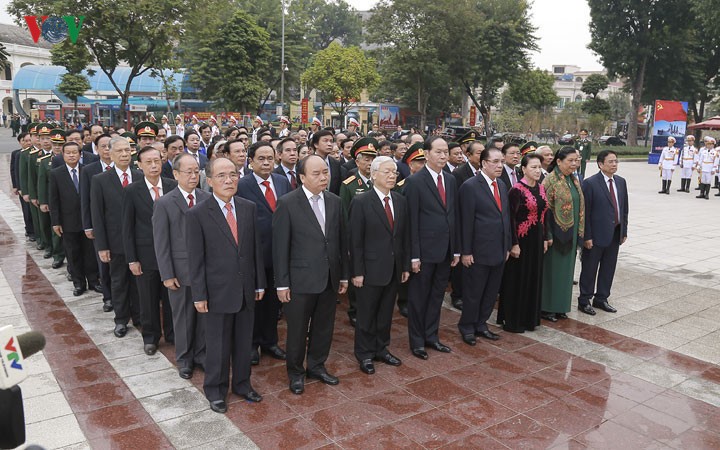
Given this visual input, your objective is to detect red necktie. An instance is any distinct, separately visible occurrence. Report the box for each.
[225,202,238,244]
[608,179,619,224]
[187,193,194,208]
[152,186,160,201]
[105,165,112,171]
[384,196,394,231]
[261,180,276,211]
[510,169,517,185]
[436,174,446,206]
[492,180,502,211]
[288,170,297,189]
[122,172,129,188]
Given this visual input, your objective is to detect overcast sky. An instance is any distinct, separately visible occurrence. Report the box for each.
[0,0,603,72]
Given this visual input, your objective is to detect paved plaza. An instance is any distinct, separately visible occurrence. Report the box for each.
[1,132,719,449]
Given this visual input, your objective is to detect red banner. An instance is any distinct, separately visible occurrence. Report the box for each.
[469,106,476,126]
[654,100,687,123]
[301,98,309,124]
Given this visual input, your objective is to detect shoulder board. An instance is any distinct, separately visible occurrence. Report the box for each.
[131,150,137,156]
[397,179,405,186]
[29,149,40,155]
[38,154,52,161]
[343,175,357,185]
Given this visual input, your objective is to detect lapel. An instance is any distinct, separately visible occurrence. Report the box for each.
[60,166,78,195]
[139,179,154,209]
[481,176,501,212]
[172,188,188,212]
[598,174,615,209]
[370,191,392,234]
[208,198,238,249]
[422,168,446,210]
[297,189,325,236]
[249,177,272,211]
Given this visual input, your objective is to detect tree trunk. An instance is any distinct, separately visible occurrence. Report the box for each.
[627,57,647,147]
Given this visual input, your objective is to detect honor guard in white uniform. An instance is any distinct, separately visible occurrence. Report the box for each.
[676,135,696,192]
[657,136,678,194]
[695,136,718,200]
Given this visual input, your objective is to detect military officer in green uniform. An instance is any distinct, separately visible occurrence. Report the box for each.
[575,128,592,177]
[134,121,158,148]
[121,132,140,167]
[28,123,53,254]
[19,123,39,245]
[38,128,66,268]
[340,137,378,327]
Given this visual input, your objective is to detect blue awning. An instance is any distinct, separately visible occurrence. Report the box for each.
[12,65,196,94]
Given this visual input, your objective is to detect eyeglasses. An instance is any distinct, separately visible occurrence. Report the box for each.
[213,172,239,181]
[176,169,200,176]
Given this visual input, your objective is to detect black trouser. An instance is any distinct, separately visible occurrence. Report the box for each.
[38,209,52,250]
[579,226,621,306]
[20,198,34,237]
[135,269,163,345]
[29,204,42,247]
[459,262,504,335]
[203,307,254,402]
[96,256,112,301]
[284,281,336,380]
[252,268,280,349]
[354,279,398,361]
[63,231,98,287]
[450,264,463,303]
[161,286,173,342]
[169,285,205,369]
[407,259,450,349]
[108,253,140,325]
[347,284,357,319]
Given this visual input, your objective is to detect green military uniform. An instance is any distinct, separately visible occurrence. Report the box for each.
[340,137,378,325]
[27,142,45,250]
[121,132,139,168]
[38,129,67,265]
[575,137,591,177]
[18,142,40,247]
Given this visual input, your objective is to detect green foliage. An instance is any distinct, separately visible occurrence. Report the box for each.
[301,42,380,118]
[507,69,558,111]
[57,73,91,102]
[493,105,524,132]
[51,40,94,105]
[607,91,632,122]
[585,114,608,138]
[581,74,609,99]
[186,10,272,111]
[581,98,610,117]
[0,43,8,68]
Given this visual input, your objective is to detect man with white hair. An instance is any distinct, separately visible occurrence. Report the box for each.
[535,145,554,181]
[676,135,697,192]
[695,136,718,199]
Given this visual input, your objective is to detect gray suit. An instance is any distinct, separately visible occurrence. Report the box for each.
[153,187,211,369]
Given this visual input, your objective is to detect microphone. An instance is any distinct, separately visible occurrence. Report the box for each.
[1,326,46,389]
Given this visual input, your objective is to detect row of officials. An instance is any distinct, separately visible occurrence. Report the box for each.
[12,122,545,415]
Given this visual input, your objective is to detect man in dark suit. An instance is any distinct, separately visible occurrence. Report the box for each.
[220,139,252,178]
[153,154,210,379]
[123,146,178,355]
[578,150,628,316]
[161,136,185,179]
[273,155,349,395]
[81,134,114,311]
[499,142,521,194]
[184,131,208,170]
[311,129,342,195]
[458,147,512,345]
[273,137,300,189]
[340,138,357,180]
[349,156,410,374]
[51,130,98,168]
[91,136,142,338]
[187,157,265,413]
[237,141,291,365]
[48,142,99,297]
[82,124,104,154]
[404,136,460,360]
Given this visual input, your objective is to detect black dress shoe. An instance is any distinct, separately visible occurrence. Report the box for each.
[461,334,477,346]
[92,283,103,294]
[375,353,402,366]
[578,304,597,316]
[427,341,451,353]
[451,298,463,310]
[179,367,193,379]
[348,314,357,328]
[411,348,428,360]
[242,389,263,403]
[262,345,286,360]
[113,324,127,338]
[28,235,36,242]
[360,359,375,375]
[103,300,113,312]
[72,286,86,297]
[43,250,52,259]
[399,306,408,317]
[209,400,227,414]
[557,313,568,320]
[593,301,617,313]
[144,344,157,355]
[36,243,45,251]
[52,260,64,269]
[307,370,339,385]
[290,378,305,395]
[476,330,499,341]
[250,347,260,365]
[542,312,559,322]
[66,272,73,282]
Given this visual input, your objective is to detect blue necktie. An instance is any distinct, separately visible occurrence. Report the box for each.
[71,168,79,193]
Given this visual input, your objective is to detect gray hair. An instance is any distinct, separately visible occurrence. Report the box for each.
[535,145,553,155]
[370,155,396,175]
[109,136,129,151]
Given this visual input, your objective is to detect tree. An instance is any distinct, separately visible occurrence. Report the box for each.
[50,41,94,122]
[686,0,720,124]
[186,10,271,112]
[588,0,694,145]
[288,0,363,50]
[581,74,610,99]
[582,98,610,117]
[301,42,380,122]
[10,0,194,126]
[507,69,558,112]
[607,91,632,122]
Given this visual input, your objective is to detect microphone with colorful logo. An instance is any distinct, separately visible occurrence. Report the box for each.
[0,325,47,449]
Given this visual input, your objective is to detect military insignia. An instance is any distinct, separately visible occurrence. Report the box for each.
[470,133,475,139]
[417,149,424,157]
[368,143,375,152]
[397,179,405,187]
[343,175,357,185]
[357,178,362,186]
[144,126,153,134]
